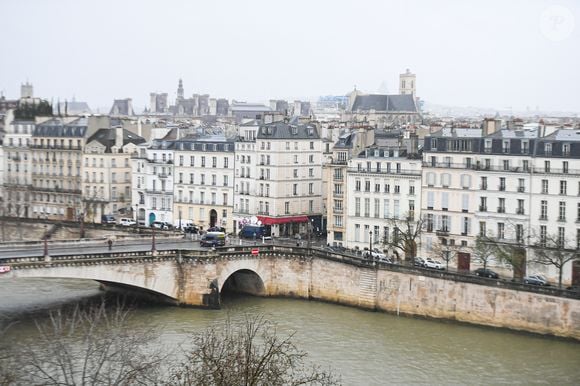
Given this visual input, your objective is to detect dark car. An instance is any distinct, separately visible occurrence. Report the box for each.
[208,226,226,233]
[183,225,200,234]
[474,268,499,278]
[414,257,425,267]
[524,274,550,286]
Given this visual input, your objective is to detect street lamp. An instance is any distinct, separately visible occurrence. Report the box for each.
[43,224,49,258]
[369,231,373,258]
[151,225,156,253]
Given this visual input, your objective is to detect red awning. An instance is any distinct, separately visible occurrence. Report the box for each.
[257,215,309,225]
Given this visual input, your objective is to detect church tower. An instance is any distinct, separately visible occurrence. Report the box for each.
[177,78,184,101]
[399,69,416,96]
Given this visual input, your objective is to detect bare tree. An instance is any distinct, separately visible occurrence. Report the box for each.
[431,238,462,271]
[6,301,165,385]
[532,234,578,288]
[480,221,528,280]
[167,314,339,386]
[383,214,424,264]
[472,235,495,271]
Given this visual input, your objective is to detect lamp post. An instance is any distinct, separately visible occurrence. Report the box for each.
[151,225,156,253]
[369,231,373,259]
[43,224,49,259]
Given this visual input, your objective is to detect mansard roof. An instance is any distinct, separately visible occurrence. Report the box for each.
[256,120,320,140]
[34,117,88,137]
[351,94,417,113]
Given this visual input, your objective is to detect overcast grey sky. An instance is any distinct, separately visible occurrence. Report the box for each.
[1,0,578,112]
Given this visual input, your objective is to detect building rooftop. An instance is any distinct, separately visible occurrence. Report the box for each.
[256,120,320,140]
[351,94,417,113]
[86,127,146,152]
[430,127,483,138]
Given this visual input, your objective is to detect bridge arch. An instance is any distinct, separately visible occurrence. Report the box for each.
[221,269,265,296]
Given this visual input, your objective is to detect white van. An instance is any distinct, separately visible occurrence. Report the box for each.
[119,218,136,226]
[174,219,194,230]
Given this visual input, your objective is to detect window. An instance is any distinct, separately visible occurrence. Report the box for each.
[521,140,529,154]
[541,180,548,194]
[427,214,434,232]
[559,201,566,221]
[462,217,470,236]
[309,168,313,177]
[479,221,486,237]
[480,197,487,212]
[558,227,565,248]
[545,160,550,172]
[294,155,298,164]
[285,201,289,214]
[441,215,449,232]
[540,200,548,220]
[497,223,505,239]
[409,200,415,220]
[480,176,487,190]
[522,160,529,171]
[293,169,298,178]
[540,225,547,247]
[355,198,361,217]
[577,202,580,222]
[394,200,400,219]
[502,140,510,153]
[309,200,313,213]
[560,181,567,195]
[409,184,415,195]
[365,180,371,192]
[545,143,552,156]
[201,156,206,167]
[518,178,525,192]
[462,194,469,213]
[190,156,194,166]
[499,177,506,191]
[384,183,390,193]
[427,192,434,210]
[383,199,390,218]
[498,198,505,213]
[374,198,380,218]
[355,180,361,191]
[441,192,449,211]
[394,184,400,194]
[293,184,298,196]
[224,157,229,168]
[355,224,361,242]
[364,198,370,217]
[309,155,314,163]
[517,199,524,215]
[503,160,510,171]
[516,224,524,242]
[563,143,570,156]
[309,183,313,194]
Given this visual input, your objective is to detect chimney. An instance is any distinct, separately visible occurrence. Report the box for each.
[115,126,123,149]
[408,133,418,155]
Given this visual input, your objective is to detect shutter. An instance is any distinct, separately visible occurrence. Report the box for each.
[462,194,469,211]
[442,192,449,209]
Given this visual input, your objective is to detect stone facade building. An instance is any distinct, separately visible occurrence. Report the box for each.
[173,135,235,232]
[82,127,145,223]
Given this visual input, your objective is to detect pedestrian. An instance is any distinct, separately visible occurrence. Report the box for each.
[107,239,113,250]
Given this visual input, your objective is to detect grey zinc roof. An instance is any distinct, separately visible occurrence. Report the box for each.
[256,121,320,139]
[544,129,580,141]
[230,103,272,112]
[488,128,538,139]
[431,127,483,138]
[351,94,417,112]
[334,132,355,148]
[34,117,88,137]
[86,128,146,152]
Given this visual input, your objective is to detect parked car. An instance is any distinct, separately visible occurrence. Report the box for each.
[424,259,445,270]
[208,226,226,233]
[414,257,426,267]
[101,214,116,224]
[119,218,136,227]
[200,232,226,247]
[364,248,387,260]
[151,221,172,230]
[474,268,499,278]
[183,225,200,234]
[524,274,550,286]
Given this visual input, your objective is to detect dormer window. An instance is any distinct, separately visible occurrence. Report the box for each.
[291,126,298,135]
[545,143,552,156]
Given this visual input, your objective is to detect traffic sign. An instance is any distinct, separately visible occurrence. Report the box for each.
[251,248,259,255]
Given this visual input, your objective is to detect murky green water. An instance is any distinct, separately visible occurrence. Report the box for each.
[1,278,579,385]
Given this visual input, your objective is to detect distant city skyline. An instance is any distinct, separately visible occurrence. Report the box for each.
[0,0,578,113]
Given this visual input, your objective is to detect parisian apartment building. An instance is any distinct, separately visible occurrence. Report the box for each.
[421,122,580,283]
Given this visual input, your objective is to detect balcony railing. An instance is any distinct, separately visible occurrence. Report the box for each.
[333,191,344,198]
[479,205,487,212]
[518,186,525,192]
[435,229,449,236]
[516,208,525,215]
[497,207,506,213]
[349,167,421,176]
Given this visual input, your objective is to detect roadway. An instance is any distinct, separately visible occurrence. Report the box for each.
[0,235,330,259]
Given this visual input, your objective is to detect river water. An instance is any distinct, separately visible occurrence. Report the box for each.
[0,278,579,385]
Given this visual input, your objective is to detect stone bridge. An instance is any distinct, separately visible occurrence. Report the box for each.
[2,245,580,339]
